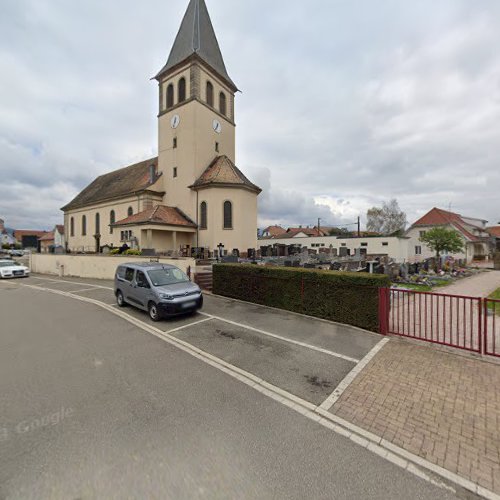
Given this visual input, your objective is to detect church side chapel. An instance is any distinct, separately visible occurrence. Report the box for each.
[62,0,261,258]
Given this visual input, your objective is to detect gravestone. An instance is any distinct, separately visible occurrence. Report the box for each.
[339,247,349,258]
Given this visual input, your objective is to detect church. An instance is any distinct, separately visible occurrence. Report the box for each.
[62,0,261,258]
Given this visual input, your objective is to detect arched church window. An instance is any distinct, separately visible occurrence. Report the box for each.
[223,201,232,229]
[110,210,115,234]
[200,202,207,230]
[219,92,227,116]
[128,207,133,217]
[70,217,74,237]
[178,78,186,103]
[166,84,174,109]
[206,81,214,107]
[82,215,87,236]
[95,213,100,234]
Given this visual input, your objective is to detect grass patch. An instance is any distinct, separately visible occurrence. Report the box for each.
[488,288,500,315]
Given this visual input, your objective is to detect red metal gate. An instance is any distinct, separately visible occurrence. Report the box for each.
[484,299,500,358]
[379,288,486,354]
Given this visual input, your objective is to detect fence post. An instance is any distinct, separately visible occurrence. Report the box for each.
[378,287,390,335]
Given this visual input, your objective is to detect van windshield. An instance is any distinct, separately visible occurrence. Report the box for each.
[147,268,189,287]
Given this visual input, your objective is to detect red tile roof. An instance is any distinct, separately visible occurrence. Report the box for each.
[190,155,261,193]
[411,208,484,242]
[113,205,196,228]
[487,226,500,238]
[263,225,286,237]
[14,230,48,240]
[39,232,55,242]
[286,227,324,237]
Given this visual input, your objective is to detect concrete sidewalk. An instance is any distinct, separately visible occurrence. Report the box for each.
[437,270,500,298]
[330,339,500,495]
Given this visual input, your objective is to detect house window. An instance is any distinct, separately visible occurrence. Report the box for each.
[173,137,177,149]
[223,200,232,229]
[341,243,346,247]
[419,231,426,238]
[200,201,207,230]
[219,92,227,116]
[110,210,115,234]
[166,84,174,109]
[215,142,219,152]
[121,230,132,242]
[361,243,368,247]
[70,217,74,237]
[95,213,100,234]
[206,81,214,106]
[415,246,422,255]
[173,167,178,178]
[82,215,87,236]
[382,242,388,246]
[178,77,186,103]
[128,207,133,217]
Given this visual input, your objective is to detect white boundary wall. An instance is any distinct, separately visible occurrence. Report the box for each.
[30,254,197,280]
[259,236,409,262]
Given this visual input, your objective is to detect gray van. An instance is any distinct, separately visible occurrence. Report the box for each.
[114,263,203,321]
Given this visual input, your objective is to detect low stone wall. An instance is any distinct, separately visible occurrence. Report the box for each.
[30,254,197,280]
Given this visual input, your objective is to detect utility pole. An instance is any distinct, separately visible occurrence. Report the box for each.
[317,218,321,235]
[357,216,361,237]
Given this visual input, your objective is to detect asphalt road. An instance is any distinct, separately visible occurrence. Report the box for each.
[0,277,467,499]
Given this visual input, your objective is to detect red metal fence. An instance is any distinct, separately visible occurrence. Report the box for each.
[379,289,500,358]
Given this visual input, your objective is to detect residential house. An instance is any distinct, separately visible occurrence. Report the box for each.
[39,232,55,253]
[0,219,16,247]
[406,208,491,263]
[62,0,261,257]
[487,226,500,252]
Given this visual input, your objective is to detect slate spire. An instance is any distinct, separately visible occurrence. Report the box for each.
[155,0,236,90]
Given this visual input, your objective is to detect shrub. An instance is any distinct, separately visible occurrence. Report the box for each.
[125,249,142,256]
[213,264,390,332]
[110,248,121,255]
[123,249,142,256]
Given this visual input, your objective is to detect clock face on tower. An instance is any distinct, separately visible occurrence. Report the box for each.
[212,119,222,134]
[171,115,180,129]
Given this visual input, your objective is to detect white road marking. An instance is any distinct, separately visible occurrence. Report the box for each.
[67,287,102,294]
[199,312,360,363]
[318,338,390,411]
[30,275,113,290]
[13,282,487,497]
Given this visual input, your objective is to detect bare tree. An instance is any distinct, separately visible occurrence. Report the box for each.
[366,199,407,235]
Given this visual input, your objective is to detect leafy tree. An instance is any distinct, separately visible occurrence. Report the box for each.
[366,199,407,235]
[419,227,464,258]
[327,227,349,236]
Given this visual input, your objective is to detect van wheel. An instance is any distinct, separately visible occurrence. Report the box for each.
[116,291,127,307]
[148,302,161,322]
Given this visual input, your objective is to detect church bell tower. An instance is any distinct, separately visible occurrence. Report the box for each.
[154,0,238,218]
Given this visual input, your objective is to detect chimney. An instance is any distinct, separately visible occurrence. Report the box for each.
[0,218,4,232]
[149,164,156,184]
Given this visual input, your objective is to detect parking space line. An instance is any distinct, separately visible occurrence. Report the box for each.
[199,312,360,363]
[13,282,479,497]
[165,317,214,334]
[318,338,390,411]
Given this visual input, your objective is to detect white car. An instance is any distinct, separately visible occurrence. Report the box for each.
[0,259,30,278]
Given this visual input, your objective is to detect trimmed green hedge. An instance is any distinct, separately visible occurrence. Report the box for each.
[213,264,390,332]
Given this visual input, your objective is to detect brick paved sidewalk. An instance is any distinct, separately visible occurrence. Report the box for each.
[331,340,500,494]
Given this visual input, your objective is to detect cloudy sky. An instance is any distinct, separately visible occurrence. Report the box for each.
[1,0,500,231]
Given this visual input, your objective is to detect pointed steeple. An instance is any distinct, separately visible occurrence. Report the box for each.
[155,0,237,90]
